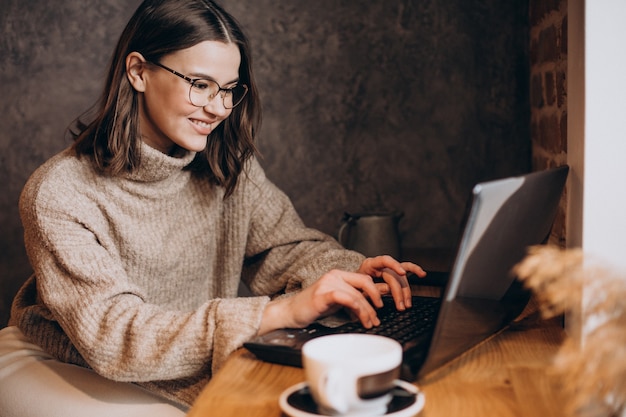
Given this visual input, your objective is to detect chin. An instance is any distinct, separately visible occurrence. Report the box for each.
[180,137,208,153]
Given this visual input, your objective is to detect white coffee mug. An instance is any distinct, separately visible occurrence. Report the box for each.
[302,334,402,416]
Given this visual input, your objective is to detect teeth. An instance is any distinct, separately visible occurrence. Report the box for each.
[192,119,211,127]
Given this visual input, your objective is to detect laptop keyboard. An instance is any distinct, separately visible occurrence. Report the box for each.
[243,295,442,368]
[335,296,440,344]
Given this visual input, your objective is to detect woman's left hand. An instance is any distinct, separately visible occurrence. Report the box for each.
[357,255,427,311]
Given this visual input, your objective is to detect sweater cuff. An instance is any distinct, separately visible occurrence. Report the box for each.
[210,296,270,374]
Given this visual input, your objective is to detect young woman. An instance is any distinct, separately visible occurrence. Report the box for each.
[0,0,425,415]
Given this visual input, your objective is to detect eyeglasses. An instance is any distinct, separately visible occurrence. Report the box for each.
[149,61,248,109]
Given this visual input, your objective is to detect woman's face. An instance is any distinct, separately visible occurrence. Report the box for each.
[135,41,242,154]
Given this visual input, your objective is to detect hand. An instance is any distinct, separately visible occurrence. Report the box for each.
[257,256,426,336]
[258,269,384,335]
[357,255,426,311]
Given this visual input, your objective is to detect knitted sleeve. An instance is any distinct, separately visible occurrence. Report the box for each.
[238,159,366,296]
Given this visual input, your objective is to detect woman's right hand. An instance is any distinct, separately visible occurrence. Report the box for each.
[257,255,426,336]
[257,268,384,336]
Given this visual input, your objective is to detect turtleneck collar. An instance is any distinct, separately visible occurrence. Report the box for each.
[122,142,197,183]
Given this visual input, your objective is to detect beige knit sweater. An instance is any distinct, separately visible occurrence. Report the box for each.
[9,142,364,407]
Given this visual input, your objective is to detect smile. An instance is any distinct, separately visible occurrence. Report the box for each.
[189,118,213,135]
[190,119,212,128]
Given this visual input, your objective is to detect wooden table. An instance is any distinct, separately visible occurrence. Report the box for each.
[187,295,567,417]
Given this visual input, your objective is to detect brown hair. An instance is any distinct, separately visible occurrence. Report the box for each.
[71,0,261,196]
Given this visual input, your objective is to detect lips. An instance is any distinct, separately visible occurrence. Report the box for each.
[189,118,213,135]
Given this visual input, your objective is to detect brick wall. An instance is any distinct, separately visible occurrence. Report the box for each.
[529,0,568,246]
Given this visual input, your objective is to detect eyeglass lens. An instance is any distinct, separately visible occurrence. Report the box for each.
[189,80,247,109]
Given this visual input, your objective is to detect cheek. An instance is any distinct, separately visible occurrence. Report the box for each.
[145,82,192,112]
[218,108,235,123]
[144,91,194,127]
[217,111,232,124]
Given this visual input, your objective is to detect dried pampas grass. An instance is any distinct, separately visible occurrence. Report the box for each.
[514,245,626,417]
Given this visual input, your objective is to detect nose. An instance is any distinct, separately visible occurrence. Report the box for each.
[202,96,231,118]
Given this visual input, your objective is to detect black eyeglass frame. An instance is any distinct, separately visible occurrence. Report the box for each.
[148,61,248,109]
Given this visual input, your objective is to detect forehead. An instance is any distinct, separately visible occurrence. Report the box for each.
[162,41,241,82]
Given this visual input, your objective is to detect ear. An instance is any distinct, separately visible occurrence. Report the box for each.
[126,52,148,93]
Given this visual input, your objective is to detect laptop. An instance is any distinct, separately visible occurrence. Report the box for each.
[244,165,569,381]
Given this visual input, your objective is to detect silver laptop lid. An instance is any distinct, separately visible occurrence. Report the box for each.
[417,165,569,377]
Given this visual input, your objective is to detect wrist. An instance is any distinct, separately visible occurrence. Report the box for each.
[258,297,291,336]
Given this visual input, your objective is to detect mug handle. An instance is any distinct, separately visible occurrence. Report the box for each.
[319,369,349,414]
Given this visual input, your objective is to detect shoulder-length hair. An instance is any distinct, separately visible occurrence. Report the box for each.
[71,0,261,197]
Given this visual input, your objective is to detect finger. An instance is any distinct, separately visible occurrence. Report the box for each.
[374,282,391,296]
[372,258,427,278]
[360,255,407,277]
[341,271,384,308]
[381,269,411,310]
[400,262,427,278]
[402,285,413,308]
[361,283,391,308]
[318,270,383,322]
[330,286,380,328]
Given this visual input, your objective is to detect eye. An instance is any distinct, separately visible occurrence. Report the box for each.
[191,80,212,91]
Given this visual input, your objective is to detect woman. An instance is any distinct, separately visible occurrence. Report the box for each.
[0,0,424,415]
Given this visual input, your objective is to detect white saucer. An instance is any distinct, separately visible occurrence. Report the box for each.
[279,379,425,417]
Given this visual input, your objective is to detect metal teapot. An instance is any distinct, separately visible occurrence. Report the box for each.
[337,211,403,258]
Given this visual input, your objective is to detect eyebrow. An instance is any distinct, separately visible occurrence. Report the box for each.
[189,71,240,86]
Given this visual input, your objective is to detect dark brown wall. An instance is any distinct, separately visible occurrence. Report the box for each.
[0,0,530,326]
